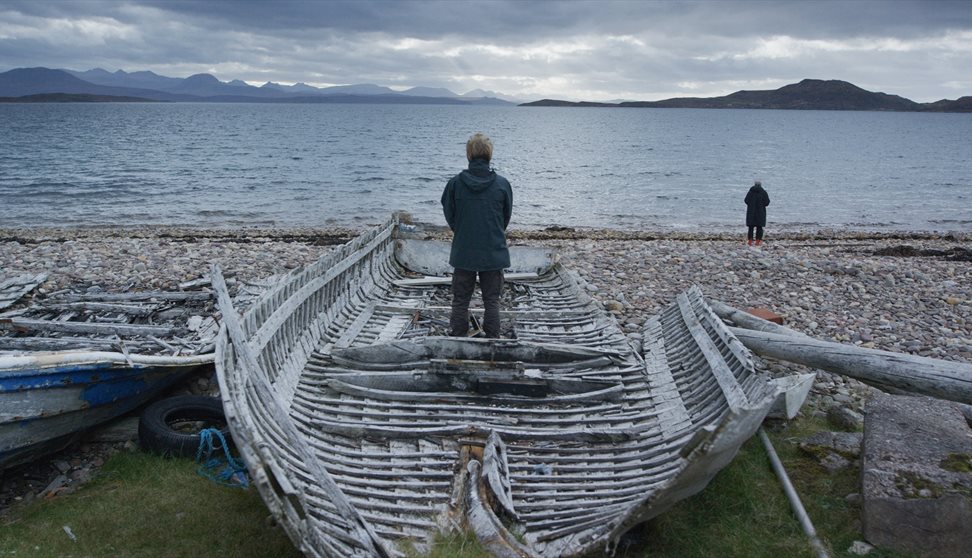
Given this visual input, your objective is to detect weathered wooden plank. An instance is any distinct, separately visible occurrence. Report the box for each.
[729,327,972,406]
[375,304,591,319]
[312,417,640,442]
[40,302,159,316]
[708,298,810,338]
[325,377,624,404]
[59,291,211,302]
[333,302,378,349]
[0,318,175,337]
[0,273,48,310]
[0,336,152,351]
[392,272,539,287]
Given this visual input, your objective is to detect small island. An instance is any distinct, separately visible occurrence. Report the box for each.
[521,79,972,112]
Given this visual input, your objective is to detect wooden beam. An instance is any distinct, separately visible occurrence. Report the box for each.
[728,327,972,406]
[0,318,174,337]
[708,299,810,338]
[41,302,158,316]
[392,272,539,287]
[60,291,211,302]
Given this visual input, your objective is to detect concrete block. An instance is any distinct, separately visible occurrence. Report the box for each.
[862,393,972,558]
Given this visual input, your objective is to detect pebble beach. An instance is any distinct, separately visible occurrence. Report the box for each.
[1,224,971,511]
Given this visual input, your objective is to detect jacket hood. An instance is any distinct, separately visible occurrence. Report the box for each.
[459,158,497,192]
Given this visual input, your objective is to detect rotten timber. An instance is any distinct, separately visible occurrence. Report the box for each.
[0,273,48,310]
[214,216,785,558]
[0,279,224,358]
[711,300,972,406]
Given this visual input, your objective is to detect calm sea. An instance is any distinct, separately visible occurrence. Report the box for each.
[1,103,970,231]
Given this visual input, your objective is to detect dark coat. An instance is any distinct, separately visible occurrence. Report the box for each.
[745,184,770,227]
[441,158,513,271]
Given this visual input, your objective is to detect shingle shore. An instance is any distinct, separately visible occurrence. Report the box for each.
[2,226,969,364]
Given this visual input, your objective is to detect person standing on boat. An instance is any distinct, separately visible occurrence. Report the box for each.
[441,133,513,338]
[745,180,770,246]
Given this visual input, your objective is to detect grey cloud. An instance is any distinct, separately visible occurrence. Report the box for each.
[1,0,970,101]
[8,1,972,40]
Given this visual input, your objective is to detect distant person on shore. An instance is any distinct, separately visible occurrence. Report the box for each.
[745,180,770,246]
[441,133,513,338]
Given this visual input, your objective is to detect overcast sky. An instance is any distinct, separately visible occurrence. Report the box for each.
[1,0,970,102]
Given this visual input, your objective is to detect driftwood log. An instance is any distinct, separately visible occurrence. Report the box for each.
[710,300,972,407]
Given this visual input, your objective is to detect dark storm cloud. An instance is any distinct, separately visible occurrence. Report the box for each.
[1,0,970,101]
[96,0,972,39]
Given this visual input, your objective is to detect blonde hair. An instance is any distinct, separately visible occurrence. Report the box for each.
[466,133,493,161]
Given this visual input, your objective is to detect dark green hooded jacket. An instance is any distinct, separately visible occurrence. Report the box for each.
[441,158,513,271]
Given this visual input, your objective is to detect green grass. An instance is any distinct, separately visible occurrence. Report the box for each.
[1,417,911,557]
[0,451,300,558]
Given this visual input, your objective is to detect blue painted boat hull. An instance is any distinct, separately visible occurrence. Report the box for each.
[1,353,211,470]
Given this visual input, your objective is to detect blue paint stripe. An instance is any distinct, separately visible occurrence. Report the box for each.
[0,363,150,393]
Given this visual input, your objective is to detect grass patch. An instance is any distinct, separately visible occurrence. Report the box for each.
[404,530,492,558]
[1,415,914,557]
[618,416,907,558]
[625,434,812,558]
[0,451,300,558]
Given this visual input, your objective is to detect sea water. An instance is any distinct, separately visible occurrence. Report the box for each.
[1,102,969,231]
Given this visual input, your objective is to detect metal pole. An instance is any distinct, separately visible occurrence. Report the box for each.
[759,428,830,558]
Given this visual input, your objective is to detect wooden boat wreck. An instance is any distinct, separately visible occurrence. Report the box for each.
[213,217,789,557]
[0,279,220,470]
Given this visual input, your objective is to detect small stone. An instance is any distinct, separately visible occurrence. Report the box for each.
[799,431,863,459]
[848,540,875,555]
[828,406,865,431]
[604,300,624,312]
[820,453,853,472]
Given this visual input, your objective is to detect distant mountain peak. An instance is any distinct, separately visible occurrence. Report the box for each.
[184,73,221,84]
[401,86,458,98]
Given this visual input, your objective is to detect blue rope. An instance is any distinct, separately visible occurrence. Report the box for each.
[195,428,249,489]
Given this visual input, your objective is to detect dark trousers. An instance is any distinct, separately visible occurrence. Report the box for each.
[450,269,504,338]
[747,226,764,241]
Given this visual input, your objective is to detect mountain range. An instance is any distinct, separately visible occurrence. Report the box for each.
[1,68,969,112]
[0,67,519,105]
[523,79,972,112]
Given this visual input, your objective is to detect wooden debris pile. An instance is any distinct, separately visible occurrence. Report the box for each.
[0,272,281,357]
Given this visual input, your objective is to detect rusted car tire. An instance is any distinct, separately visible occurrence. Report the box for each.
[138,395,231,458]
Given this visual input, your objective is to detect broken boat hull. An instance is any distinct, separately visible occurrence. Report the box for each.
[0,352,212,470]
[214,217,779,557]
